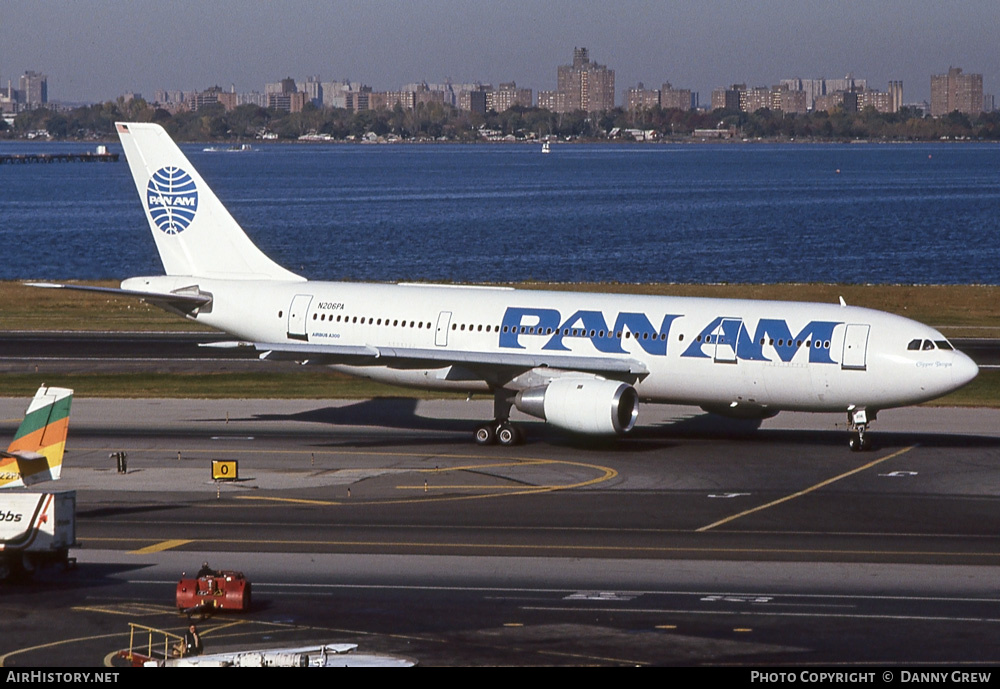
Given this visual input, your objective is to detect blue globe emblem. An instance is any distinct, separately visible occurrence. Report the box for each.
[146,167,198,234]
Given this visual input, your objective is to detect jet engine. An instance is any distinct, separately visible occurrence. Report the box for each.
[514,377,639,435]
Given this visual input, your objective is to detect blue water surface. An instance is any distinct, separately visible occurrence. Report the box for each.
[1,141,997,284]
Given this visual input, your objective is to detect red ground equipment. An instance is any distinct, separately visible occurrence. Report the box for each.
[176,570,252,613]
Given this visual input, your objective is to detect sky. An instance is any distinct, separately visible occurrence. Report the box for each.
[2,0,998,106]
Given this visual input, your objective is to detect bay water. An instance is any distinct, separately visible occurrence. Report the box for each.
[1,141,997,285]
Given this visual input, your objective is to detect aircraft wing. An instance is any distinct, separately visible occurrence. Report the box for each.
[212,341,649,378]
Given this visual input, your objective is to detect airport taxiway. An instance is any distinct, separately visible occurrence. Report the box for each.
[2,397,1000,666]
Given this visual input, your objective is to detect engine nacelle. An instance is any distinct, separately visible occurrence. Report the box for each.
[514,378,639,435]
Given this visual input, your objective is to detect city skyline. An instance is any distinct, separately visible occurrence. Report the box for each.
[2,0,998,105]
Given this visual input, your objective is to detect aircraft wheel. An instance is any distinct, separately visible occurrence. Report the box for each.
[496,423,521,447]
[474,423,497,446]
[849,432,861,452]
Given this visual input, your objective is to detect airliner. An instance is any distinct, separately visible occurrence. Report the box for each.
[0,386,73,489]
[34,123,978,451]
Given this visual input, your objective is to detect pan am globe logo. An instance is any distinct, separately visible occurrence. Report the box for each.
[146,166,198,234]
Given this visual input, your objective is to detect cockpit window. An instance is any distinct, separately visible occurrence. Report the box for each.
[907,339,955,352]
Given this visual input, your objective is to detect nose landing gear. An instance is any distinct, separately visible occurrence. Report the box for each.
[849,427,869,452]
[847,408,876,452]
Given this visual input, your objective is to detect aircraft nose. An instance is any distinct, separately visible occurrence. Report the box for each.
[953,350,979,389]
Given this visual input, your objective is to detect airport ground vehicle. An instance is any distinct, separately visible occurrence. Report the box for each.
[0,491,76,581]
[176,569,252,612]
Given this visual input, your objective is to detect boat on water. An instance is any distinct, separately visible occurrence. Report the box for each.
[202,143,254,152]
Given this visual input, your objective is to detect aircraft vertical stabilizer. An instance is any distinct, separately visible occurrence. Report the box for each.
[0,386,73,489]
[115,122,303,282]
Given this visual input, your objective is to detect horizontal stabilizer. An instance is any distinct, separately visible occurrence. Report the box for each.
[0,450,46,462]
[26,282,211,314]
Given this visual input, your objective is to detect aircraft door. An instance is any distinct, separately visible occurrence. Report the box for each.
[287,294,313,341]
[841,324,870,370]
[712,318,741,363]
[435,311,452,347]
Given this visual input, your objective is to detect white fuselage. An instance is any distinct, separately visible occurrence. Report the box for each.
[123,275,978,416]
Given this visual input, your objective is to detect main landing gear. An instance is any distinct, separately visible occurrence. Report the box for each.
[474,393,525,446]
[474,421,523,446]
[847,408,875,452]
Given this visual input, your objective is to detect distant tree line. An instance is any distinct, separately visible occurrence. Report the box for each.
[3,96,1000,142]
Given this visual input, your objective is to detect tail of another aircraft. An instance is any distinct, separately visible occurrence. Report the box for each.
[115,122,303,282]
[0,386,73,489]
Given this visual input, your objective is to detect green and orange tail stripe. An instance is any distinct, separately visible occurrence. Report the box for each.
[5,386,73,484]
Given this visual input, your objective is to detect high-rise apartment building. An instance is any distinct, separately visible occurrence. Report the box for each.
[19,71,47,106]
[660,83,694,111]
[189,86,224,111]
[888,81,903,113]
[771,85,807,114]
[536,90,564,112]
[488,82,532,112]
[711,84,745,111]
[370,84,446,111]
[299,76,323,107]
[344,86,372,112]
[625,83,659,110]
[741,86,772,112]
[711,83,805,114]
[780,76,894,112]
[627,82,694,111]
[825,76,866,95]
[779,78,825,110]
[546,47,615,113]
[930,67,983,117]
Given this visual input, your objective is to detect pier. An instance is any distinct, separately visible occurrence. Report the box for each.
[0,152,119,164]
